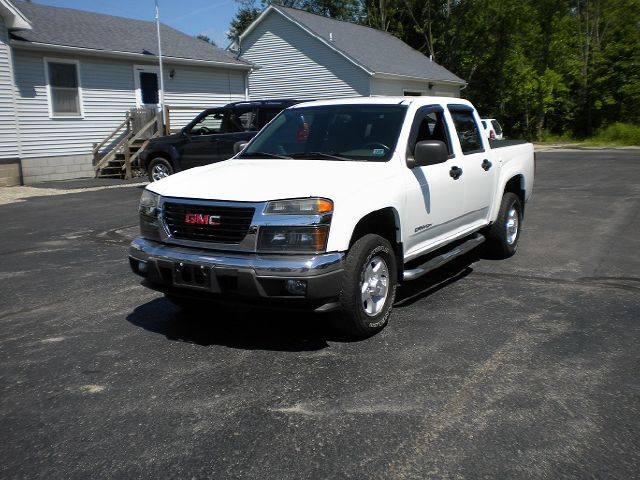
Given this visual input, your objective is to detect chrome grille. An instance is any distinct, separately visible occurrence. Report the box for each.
[163,202,255,244]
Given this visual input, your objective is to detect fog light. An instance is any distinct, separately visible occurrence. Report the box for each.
[285,279,307,296]
[138,260,148,274]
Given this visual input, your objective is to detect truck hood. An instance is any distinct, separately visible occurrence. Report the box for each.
[148,158,395,202]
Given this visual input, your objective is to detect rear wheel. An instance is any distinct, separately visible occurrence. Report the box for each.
[148,157,174,182]
[335,234,397,338]
[484,192,522,258]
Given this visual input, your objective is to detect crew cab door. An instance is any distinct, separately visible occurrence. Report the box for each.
[216,106,258,161]
[402,106,468,259]
[448,105,497,228]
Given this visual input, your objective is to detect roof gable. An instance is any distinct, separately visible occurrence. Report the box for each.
[0,0,31,30]
[10,1,247,67]
[243,5,464,85]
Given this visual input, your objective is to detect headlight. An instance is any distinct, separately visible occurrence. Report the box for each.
[258,226,329,253]
[139,189,160,218]
[264,197,333,215]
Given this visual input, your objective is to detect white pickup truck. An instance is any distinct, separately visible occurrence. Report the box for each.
[129,97,534,338]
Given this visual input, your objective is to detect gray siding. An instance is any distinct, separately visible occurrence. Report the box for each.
[0,17,19,160]
[370,77,460,97]
[163,65,246,129]
[13,51,138,158]
[241,11,369,100]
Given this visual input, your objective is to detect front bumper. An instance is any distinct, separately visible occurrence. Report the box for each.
[129,237,345,309]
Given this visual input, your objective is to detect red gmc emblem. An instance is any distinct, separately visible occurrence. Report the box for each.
[185,213,221,226]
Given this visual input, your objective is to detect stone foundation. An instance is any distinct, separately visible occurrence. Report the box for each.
[0,159,21,187]
[21,154,94,184]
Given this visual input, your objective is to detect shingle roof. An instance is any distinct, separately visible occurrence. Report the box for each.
[272,6,465,84]
[10,1,247,66]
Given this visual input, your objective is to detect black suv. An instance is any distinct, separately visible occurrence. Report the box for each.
[139,99,300,181]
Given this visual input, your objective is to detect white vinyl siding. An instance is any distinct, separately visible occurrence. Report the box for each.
[12,51,137,158]
[163,65,246,129]
[0,17,19,159]
[370,77,460,98]
[241,11,369,100]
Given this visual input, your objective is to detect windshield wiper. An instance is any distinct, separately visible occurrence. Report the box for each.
[239,152,291,159]
[289,152,351,161]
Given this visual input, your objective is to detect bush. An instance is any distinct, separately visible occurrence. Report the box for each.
[592,123,640,145]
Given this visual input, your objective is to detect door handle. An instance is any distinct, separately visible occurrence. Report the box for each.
[449,166,463,180]
[482,159,492,171]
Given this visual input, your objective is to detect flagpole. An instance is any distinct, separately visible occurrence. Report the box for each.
[154,0,166,129]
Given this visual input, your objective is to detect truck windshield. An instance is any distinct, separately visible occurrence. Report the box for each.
[238,104,407,162]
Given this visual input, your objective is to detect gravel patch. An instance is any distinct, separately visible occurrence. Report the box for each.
[0,182,148,206]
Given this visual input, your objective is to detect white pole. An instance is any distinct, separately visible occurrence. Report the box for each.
[155,0,166,128]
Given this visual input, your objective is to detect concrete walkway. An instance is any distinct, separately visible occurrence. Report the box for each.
[0,177,148,206]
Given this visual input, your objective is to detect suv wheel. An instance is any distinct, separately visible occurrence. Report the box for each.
[148,158,174,182]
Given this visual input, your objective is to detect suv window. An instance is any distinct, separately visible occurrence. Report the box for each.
[449,109,484,154]
[190,111,223,135]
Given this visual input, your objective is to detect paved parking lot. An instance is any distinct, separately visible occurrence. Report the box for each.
[1,150,638,479]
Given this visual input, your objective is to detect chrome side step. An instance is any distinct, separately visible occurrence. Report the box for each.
[402,233,485,281]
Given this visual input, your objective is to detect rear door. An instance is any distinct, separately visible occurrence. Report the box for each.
[402,106,468,259]
[448,105,497,228]
[216,106,257,160]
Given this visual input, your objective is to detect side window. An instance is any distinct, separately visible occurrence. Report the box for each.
[226,108,256,132]
[411,110,452,156]
[46,60,82,117]
[191,112,223,135]
[449,110,484,154]
[259,108,284,128]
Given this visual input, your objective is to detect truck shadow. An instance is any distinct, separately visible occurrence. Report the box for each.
[126,299,338,351]
[395,251,480,308]
[126,251,481,351]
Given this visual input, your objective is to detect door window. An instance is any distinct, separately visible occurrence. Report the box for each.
[449,109,484,154]
[227,108,256,132]
[190,112,223,135]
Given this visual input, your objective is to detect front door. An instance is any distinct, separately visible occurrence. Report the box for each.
[180,109,224,169]
[402,106,468,259]
[134,66,160,108]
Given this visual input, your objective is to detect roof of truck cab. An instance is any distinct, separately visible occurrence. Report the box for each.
[288,96,475,109]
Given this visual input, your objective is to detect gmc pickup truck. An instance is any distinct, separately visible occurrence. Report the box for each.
[129,97,534,338]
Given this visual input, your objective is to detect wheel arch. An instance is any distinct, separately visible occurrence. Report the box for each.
[490,174,526,222]
[348,208,403,281]
[503,174,526,214]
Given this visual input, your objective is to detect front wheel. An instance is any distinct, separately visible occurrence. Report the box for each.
[483,192,523,258]
[148,157,174,182]
[335,234,397,338]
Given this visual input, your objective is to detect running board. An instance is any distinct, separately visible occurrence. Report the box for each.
[402,233,485,281]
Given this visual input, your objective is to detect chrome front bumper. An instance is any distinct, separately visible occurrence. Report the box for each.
[129,237,345,304]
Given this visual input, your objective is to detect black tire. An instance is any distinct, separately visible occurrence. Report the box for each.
[483,192,523,259]
[335,234,397,338]
[148,157,174,182]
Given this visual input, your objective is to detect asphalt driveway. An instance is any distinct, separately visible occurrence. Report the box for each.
[0,149,638,479]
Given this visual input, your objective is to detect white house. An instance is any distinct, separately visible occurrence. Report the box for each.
[0,0,251,186]
[237,5,466,101]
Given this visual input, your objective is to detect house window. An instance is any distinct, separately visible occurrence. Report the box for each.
[404,90,423,96]
[46,60,82,117]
